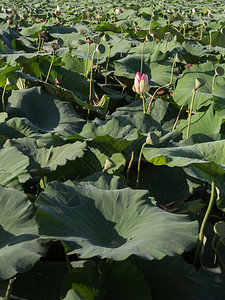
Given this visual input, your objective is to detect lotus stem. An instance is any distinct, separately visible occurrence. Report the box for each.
[140,40,147,74]
[84,42,90,77]
[6,278,15,300]
[126,151,134,186]
[2,84,7,112]
[45,50,55,83]
[136,142,146,189]
[164,40,168,54]
[209,31,212,50]
[172,105,183,131]
[87,50,96,120]
[186,88,196,139]
[105,45,111,85]
[94,52,100,72]
[141,94,146,114]
[194,177,215,267]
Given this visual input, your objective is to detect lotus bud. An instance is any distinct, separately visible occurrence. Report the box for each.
[192,8,196,14]
[103,158,116,172]
[133,72,149,94]
[56,5,60,12]
[115,7,121,15]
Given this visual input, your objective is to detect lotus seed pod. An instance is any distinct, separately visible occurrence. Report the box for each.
[120,23,128,30]
[93,35,101,44]
[145,34,153,42]
[215,66,224,76]
[164,32,173,42]
[80,29,87,35]
[220,28,225,35]
[146,132,159,145]
[96,43,105,54]
[214,221,225,240]
[103,34,110,41]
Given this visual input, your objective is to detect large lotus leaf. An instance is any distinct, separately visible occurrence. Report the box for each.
[0,117,41,139]
[7,86,85,135]
[79,172,126,190]
[0,146,30,185]
[62,51,91,77]
[181,42,219,63]
[11,261,68,300]
[71,42,107,65]
[0,64,19,87]
[129,164,200,208]
[173,62,225,110]
[115,51,177,87]
[132,255,195,300]
[61,260,152,300]
[36,180,198,261]
[180,267,225,300]
[4,138,86,172]
[143,140,225,179]
[20,22,45,37]
[176,104,222,138]
[202,30,225,48]
[0,185,47,280]
[45,141,125,182]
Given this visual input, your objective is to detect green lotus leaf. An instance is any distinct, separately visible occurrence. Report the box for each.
[173,62,225,110]
[36,181,198,261]
[143,139,225,179]
[115,51,177,87]
[180,268,225,300]
[0,117,41,139]
[133,255,195,300]
[0,146,30,185]
[0,185,47,280]
[176,104,222,138]
[4,138,86,172]
[61,260,152,300]
[11,261,68,300]
[7,86,85,135]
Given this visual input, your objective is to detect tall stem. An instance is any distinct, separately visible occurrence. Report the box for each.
[105,45,111,85]
[140,40,146,74]
[136,142,146,189]
[141,94,146,114]
[2,84,7,112]
[87,50,96,120]
[84,43,90,77]
[45,50,55,83]
[209,31,212,51]
[194,177,215,266]
[186,88,196,139]
[172,105,183,131]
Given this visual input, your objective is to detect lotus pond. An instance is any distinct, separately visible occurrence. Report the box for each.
[0,0,225,299]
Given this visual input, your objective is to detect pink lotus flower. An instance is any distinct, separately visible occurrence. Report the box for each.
[192,8,196,14]
[133,72,149,94]
[115,8,121,15]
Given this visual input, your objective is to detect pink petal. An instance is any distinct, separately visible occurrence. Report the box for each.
[134,72,141,92]
[141,73,148,85]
